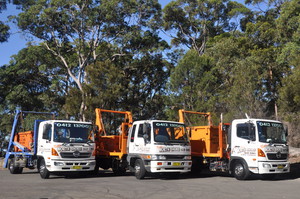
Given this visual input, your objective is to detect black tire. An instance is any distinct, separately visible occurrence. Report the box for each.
[233,160,250,180]
[17,167,23,174]
[134,159,146,180]
[39,159,50,179]
[8,158,23,174]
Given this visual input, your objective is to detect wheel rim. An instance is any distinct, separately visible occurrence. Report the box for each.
[135,163,141,175]
[9,161,13,170]
[40,162,46,175]
[235,164,244,176]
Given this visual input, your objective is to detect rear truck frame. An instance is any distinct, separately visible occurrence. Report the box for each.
[3,110,96,179]
[94,109,192,179]
[94,108,133,174]
[179,109,290,180]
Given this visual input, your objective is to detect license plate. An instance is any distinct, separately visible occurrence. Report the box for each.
[277,165,284,169]
[172,162,181,166]
[72,166,82,169]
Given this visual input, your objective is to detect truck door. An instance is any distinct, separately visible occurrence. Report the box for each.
[231,122,257,167]
[37,123,52,157]
[127,124,137,154]
[128,123,151,155]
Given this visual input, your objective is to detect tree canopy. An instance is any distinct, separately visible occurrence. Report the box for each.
[1,0,300,147]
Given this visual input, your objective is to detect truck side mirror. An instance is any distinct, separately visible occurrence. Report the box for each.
[142,123,150,144]
[248,123,256,141]
[143,134,149,144]
[142,123,147,134]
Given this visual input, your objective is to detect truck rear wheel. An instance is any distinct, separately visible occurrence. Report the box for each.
[39,159,50,179]
[134,159,146,179]
[8,158,23,174]
[233,161,250,180]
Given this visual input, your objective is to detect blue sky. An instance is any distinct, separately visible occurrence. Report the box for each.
[0,0,247,66]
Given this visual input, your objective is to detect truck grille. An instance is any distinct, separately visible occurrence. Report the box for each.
[267,153,288,160]
[60,152,91,158]
[165,155,185,160]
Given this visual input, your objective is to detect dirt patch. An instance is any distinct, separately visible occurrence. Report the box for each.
[0,157,5,170]
[289,147,300,163]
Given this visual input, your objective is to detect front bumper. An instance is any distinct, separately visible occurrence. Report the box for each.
[145,160,192,173]
[250,161,290,174]
[46,159,96,172]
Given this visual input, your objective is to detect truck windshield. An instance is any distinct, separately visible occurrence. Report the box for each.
[153,122,189,144]
[257,121,286,144]
[53,122,93,143]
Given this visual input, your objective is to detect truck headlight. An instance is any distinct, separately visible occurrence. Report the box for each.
[89,161,96,166]
[54,162,64,166]
[263,163,271,168]
[158,155,166,160]
[152,155,166,160]
[184,156,192,160]
[64,147,70,151]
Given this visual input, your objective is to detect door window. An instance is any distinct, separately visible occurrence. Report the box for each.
[236,123,256,141]
[130,125,137,142]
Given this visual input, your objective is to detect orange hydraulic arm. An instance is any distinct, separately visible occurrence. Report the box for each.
[94,108,133,158]
[95,108,133,135]
[178,109,212,126]
[178,109,226,159]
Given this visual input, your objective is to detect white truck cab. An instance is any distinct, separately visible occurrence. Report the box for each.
[37,120,96,178]
[229,118,290,180]
[127,120,192,179]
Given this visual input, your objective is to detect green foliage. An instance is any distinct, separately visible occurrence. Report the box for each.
[163,0,249,54]
[1,0,300,146]
[168,49,219,114]
[0,21,9,42]
[277,0,300,123]
[14,0,166,121]
[0,45,65,112]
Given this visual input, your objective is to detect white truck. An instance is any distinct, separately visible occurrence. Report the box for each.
[94,109,192,179]
[229,118,290,180]
[126,120,192,179]
[3,110,96,179]
[179,110,290,180]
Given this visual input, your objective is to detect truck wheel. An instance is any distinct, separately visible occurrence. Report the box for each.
[233,161,250,180]
[17,167,23,174]
[134,159,146,179]
[8,158,23,174]
[39,159,50,179]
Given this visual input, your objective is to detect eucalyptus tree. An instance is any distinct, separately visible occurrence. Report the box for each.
[0,21,9,43]
[277,0,300,118]
[0,45,64,113]
[0,0,10,43]
[0,45,65,142]
[162,0,248,55]
[168,49,218,112]
[15,0,165,121]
